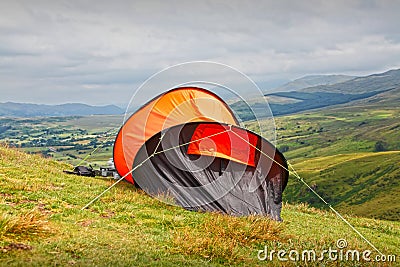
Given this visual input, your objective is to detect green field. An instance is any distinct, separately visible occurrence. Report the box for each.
[259,101,400,221]
[1,97,399,222]
[285,151,400,221]
[0,115,124,168]
[0,146,399,266]
[0,94,399,265]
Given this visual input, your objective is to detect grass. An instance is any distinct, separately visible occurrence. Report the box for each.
[0,145,399,266]
[170,214,285,263]
[0,209,50,240]
[245,104,399,162]
[257,102,400,221]
[284,151,400,220]
[0,95,399,265]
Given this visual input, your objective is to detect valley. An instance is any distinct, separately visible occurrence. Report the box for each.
[1,68,399,222]
[1,96,398,221]
[0,115,124,168]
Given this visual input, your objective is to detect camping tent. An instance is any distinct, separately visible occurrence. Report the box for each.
[113,87,288,220]
[113,87,239,183]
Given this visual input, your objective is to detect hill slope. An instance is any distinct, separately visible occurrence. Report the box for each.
[259,68,400,117]
[246,95,400,222]
[301,69,400,94]
[271,74,355,93]
[284,151,400,221]
[0,145,398,266]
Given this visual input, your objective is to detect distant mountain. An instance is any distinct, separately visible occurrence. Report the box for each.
[301,68,400,94]
[0,102,124,117]
[269,74,355,93]
[266,90,388,116]
[258,69,400,117]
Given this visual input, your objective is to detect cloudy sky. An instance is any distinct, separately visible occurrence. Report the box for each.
[1,0,400,106]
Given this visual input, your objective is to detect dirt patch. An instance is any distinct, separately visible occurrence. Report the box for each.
[37,203,54,215]
[0,192,13,198]
[79,220,94,227]
[100,210,115,219]
[1,243,33,252]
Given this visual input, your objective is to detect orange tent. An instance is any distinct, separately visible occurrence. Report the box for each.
[113,87,239,183]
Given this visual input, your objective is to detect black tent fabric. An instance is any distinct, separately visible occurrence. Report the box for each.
[132,122,289,221]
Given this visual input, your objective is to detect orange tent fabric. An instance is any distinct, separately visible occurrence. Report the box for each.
[113,87,239,183]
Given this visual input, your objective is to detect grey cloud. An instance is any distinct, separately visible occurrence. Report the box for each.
[1,0,400,104]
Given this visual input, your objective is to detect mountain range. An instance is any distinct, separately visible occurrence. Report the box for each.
[268,74,355,93]
[0,102,124,117]
[2,68,400,118]
[263,68,400,117]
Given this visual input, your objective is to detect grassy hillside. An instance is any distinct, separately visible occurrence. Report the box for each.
[244,97,400,222]
[285,151,400,221]
[267,90,383,116]
[0,145,399,266]
[301,69,400,94]
[276,103,399,158]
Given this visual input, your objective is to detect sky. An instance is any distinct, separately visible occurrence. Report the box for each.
[1,0,400,106]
